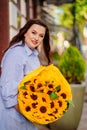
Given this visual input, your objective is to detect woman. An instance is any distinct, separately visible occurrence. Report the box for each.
[0,19,51,130]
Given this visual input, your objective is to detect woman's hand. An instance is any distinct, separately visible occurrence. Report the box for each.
[14,104,20,112]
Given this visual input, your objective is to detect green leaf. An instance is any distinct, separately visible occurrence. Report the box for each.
[54,52,59,60]
[50,92,59,100]
[56,85,61,91]
[20,86,26,90]
[44,81,49,86]
[24,81,31,85]
[37,89,44,93]
[67,100,74,107]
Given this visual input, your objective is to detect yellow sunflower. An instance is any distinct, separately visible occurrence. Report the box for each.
[18,64,72,124]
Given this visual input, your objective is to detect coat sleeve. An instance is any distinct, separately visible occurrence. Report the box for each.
[0,50,24,108]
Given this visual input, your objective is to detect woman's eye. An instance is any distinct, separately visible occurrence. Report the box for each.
[40,35,44,38]
[32,31,36,34]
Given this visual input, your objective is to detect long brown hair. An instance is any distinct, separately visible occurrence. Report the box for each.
[5,19,51,64]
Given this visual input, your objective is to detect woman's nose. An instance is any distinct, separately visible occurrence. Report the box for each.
[35,35,39,40]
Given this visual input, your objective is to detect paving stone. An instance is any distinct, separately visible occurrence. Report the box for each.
[77,102,87,130]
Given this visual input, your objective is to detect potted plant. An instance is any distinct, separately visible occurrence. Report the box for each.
[49,45,86,130]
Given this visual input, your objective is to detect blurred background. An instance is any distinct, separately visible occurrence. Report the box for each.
[0,0,87,64]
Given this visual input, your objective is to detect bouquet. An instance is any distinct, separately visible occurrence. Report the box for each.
[18,64,72,124]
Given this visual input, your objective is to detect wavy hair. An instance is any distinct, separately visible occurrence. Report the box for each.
[5,19,51,64]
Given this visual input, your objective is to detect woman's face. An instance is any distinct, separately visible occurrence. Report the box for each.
[24,24,46,50]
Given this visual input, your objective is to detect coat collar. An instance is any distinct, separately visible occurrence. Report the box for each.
[10,41,38,56]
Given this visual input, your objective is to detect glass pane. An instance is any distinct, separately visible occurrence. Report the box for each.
[9,2,18,28]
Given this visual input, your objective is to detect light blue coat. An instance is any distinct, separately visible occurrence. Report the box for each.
[0,41,40,130]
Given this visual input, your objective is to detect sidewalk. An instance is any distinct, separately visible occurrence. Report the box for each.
[77,101,87,130]
[77,84,87,130]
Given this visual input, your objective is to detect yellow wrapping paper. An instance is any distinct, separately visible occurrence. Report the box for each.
[18,64,72,124]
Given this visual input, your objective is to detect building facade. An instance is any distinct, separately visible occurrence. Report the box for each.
[0,0,40,65]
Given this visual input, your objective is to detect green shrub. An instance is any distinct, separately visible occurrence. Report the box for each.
[58,45,86,84]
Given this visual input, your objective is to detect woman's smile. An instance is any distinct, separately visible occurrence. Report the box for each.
[24,24,46,50]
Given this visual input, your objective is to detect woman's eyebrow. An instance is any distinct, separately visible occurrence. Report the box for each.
[32,29,45,35]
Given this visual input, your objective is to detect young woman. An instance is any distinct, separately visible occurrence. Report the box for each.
[0,19,51,130]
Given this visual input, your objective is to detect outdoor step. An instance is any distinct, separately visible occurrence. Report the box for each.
[84,93,87,102]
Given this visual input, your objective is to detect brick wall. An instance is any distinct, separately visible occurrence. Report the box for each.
[0,0,9,64]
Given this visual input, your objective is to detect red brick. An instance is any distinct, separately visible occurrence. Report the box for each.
[0,0,9,63]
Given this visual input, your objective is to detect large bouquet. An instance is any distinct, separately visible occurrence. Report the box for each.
[18,64,72,124]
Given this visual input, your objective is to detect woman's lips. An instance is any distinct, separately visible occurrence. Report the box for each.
[32,40,38,45]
